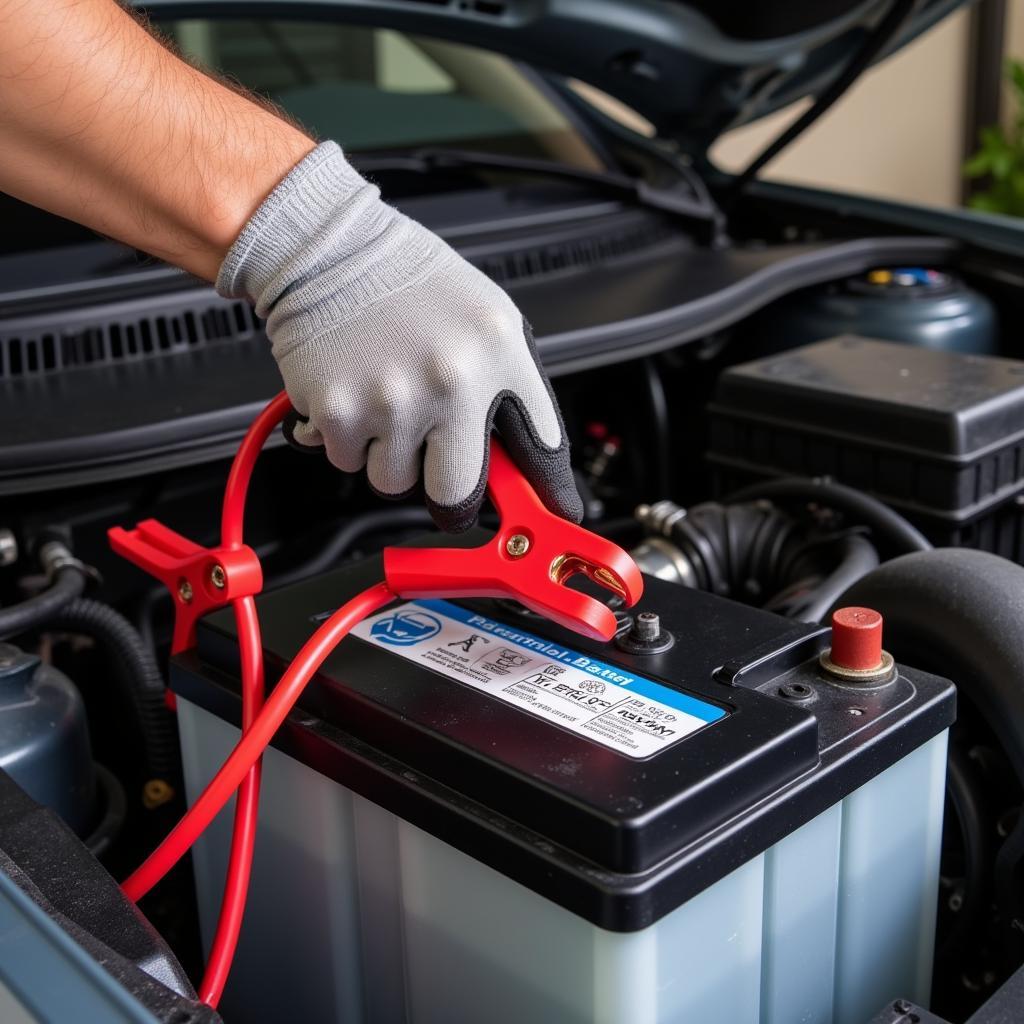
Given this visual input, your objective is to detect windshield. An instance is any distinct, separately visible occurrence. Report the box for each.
[0,19,604,258]
[166,19,602,168]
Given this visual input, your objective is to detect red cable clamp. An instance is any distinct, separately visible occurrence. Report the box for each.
[384,439,643,641]
[108,519,262,655]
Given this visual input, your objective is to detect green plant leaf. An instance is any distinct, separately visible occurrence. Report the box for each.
[969,193,1003,213]
[963,151,992,177]
[961,62,1024,214]
[1009,58,1024,99]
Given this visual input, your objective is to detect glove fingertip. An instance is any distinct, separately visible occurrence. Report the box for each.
[548,479,585,525]
[423,422,491,534]
[367,479,421,504]
[282,409,326,454]
[426,494,484,534]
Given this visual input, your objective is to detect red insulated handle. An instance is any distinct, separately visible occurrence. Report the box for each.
[384,438,643,641]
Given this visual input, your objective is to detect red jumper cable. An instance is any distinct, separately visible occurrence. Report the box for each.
[109,391,643,1007]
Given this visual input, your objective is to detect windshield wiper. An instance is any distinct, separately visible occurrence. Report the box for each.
[354,147,722,236]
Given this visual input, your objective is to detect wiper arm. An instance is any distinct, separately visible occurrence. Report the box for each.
[354,147,722,235]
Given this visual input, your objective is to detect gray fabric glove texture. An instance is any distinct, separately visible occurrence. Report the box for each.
[217,141,582,532]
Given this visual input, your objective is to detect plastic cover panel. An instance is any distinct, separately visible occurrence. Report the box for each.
[0,232,956,495]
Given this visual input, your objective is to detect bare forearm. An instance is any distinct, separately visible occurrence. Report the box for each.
[0,0,314,279]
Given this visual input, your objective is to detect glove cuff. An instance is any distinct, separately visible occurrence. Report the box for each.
[216,142,357,303]
[216,140,449,331]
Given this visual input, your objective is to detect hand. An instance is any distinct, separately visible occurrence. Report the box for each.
[217,142,582,532]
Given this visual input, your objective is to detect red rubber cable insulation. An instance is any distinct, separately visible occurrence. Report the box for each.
[222,391,293,549]
[195,392,291,1005]
[197,595,264,1007]
[121,390,390,1004]
[121,580,394,903]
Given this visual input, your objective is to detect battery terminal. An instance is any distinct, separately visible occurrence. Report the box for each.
[820,606,894,682]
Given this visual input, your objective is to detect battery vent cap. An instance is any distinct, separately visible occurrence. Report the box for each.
[830,607,884,671]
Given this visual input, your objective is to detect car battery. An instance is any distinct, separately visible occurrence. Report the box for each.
[172,549,954,1024]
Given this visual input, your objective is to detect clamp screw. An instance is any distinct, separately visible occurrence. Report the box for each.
[210,564,227,589]
[177,578,194,603]
[506,534,530,558]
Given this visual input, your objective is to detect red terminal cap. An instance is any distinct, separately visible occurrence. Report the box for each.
[830,607,884,671]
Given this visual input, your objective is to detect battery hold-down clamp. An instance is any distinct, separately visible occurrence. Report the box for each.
[108,390,643,1007]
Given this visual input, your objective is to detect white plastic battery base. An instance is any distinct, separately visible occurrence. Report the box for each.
[177,697,947,1024]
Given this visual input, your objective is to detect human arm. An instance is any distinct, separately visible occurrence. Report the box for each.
[0,0,582,529]
[0,0,313,280]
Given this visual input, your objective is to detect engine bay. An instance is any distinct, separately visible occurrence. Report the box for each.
[4,136,1024,1022]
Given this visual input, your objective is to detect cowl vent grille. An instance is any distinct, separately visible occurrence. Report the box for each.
[0,291,263,379]
[476,219,674,285]
[0,215,672,380]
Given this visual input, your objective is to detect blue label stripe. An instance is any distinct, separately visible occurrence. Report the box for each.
[414,599,725,724]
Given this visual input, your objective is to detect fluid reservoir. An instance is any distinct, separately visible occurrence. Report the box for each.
[174,554,954,1024]
[764,266,997,354]
[0,643,95,835]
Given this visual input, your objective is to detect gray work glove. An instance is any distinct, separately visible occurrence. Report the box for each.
[217,141,582,532]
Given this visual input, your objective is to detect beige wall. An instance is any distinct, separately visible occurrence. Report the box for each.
[710,8,971,209]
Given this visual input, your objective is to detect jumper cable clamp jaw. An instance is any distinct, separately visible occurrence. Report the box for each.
[383,438,644,640]
[108,520,262,654]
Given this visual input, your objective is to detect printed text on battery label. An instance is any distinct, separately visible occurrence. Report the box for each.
[350,600,726,759]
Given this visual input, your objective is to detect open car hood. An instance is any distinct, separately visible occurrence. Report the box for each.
[146,0,968,149]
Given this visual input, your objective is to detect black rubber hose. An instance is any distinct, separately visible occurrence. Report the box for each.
[836,549,1024,961]
[83,763,127,859]
[47,598,177,784]
[641,359,672,498]
[0,566,88,641]
[655,501,807,598]
[723,478,932,556]
[269,507,436,591]
[793,533,880,624]
[836,549,1024,777]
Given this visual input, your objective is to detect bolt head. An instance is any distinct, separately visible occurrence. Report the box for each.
[210,564,227,589]
[177,578,194,603]
[633,612,661,641]
[143,778,175,810]
[505,534,530,558]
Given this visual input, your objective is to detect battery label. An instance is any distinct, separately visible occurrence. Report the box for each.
[349,599,726,759]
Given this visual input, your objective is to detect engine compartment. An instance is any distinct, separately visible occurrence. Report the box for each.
[4,179,1024,1022]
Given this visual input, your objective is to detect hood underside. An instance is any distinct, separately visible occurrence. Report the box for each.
[142,0,968,149]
